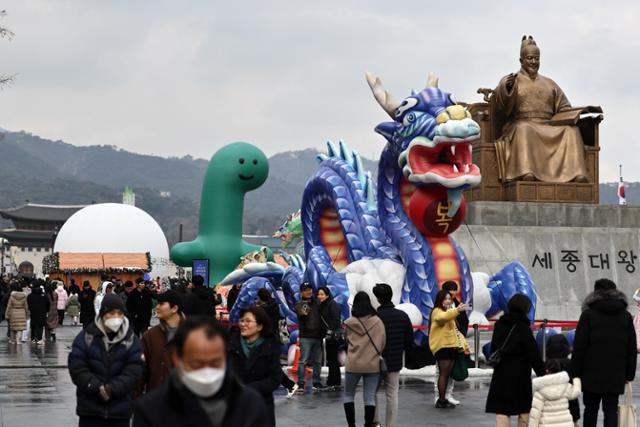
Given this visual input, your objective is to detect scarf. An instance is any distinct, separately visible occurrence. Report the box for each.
[240,336,265,358]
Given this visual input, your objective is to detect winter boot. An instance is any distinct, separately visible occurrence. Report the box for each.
[343,402,355,427]
[445,378,460,405]
[364,405,376,427]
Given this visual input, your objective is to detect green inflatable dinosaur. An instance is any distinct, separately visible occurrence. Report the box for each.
[170,142,270,286]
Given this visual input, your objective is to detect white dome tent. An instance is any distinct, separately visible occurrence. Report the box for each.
[53,203,175,277]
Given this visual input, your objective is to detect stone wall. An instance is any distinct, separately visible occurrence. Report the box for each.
[453,202,640,320]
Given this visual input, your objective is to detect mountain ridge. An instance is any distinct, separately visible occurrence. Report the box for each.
[0,129,635,247]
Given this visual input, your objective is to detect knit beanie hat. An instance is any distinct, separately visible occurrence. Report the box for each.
[99,294,127,317]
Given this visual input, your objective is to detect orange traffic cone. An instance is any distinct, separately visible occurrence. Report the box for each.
[289,339,301,374]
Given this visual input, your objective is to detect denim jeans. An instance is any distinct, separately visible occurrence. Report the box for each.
[297,338,323,386]
[344,372,380,406]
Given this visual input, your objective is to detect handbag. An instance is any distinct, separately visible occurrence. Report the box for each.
[356,317,388,374]
[320,312,344,343]
[618,382,636,427]
[487,325,517,368]
[450,324,468,381]
[451,352,468,381]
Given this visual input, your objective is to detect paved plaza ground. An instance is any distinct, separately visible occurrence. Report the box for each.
[0,322,637,427]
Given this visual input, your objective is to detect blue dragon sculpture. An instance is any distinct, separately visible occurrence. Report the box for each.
[228,72,537,344]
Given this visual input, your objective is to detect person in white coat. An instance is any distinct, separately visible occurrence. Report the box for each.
[54,281,68,325]
[94,281,112,316]
[529,360,582,427]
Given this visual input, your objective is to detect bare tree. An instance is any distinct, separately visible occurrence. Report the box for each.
[0,10,16,88]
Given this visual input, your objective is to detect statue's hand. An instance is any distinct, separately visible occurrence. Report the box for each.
[506,73,516,91]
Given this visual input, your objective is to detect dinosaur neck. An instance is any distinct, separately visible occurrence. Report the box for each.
[198,184,246,237]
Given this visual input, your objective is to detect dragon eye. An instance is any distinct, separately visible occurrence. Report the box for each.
[403,112,416,127]
[252,159,258,165]
[239,158,245,164]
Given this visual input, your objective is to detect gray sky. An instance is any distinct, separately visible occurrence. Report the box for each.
[1,0,638,182]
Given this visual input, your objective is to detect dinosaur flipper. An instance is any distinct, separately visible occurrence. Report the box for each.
[170,239,206,267]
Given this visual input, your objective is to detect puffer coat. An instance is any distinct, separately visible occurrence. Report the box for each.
[529,372,582,427]
[68,317,143,420]
[571,289,637,395]
[67,294,81,317]
[55,284,68,310]
[27,287,50,327]
[5,291,30,331]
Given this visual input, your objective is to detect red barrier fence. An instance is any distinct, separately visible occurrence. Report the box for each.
[220,319,579,330]
[221,317,577,369]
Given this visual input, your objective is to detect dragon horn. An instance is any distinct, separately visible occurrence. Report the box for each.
[365,71,400,119]
[426,72,439,88]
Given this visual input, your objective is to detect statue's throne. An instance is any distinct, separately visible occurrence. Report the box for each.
[465,88,603,203]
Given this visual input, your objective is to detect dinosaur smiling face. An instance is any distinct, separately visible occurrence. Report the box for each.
[366,72,481,218]
[210,142,269,191]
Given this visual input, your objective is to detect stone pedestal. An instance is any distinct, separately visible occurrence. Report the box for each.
[455,202,640,320]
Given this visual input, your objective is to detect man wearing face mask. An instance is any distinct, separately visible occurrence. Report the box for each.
[132,316,268,427]
[68,294,143,427]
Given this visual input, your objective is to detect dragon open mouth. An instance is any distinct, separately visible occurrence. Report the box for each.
[398,118,481,217]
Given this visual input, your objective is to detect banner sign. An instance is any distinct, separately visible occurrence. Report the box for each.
[192,259,210,287]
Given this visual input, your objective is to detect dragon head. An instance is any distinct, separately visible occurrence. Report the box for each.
[366,72,481,217]
[273,210,303,248]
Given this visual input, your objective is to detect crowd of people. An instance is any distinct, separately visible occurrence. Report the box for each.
[0,276,85,344]
[1,274,638,426]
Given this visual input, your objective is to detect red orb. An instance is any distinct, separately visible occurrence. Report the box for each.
[408,187,466,237]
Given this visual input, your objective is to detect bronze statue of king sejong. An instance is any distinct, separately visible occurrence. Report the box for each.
[494,36,588,183]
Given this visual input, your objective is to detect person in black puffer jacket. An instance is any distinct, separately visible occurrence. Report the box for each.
[68,294,143,427]
[183,275,217,317]
[78,281,97,329]
[228,306,282,426]
[571,278,637,427]
[126,279,154,336]
[372,283,414,427]
[318,286,343,390]
[227,283,242,312]
[27,285,50,344]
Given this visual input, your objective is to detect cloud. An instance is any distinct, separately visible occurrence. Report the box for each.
[0,0,638,181]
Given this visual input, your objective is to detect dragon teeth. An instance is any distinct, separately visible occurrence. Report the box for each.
[464,164,470,173]
[453,164,459,173]
[450,145,456,156]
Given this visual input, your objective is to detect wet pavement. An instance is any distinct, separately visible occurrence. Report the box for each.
[0,322,638,427]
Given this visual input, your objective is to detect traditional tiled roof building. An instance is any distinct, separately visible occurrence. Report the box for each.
[0,203,85,276]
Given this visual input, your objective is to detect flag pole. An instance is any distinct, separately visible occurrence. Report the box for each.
[620,164,623,182]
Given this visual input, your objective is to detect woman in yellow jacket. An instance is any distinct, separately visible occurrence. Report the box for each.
[429,289,469,409]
